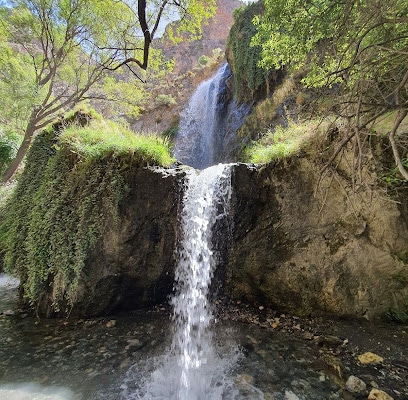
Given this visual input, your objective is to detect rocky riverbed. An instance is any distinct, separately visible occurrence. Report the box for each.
[0,274,407,400]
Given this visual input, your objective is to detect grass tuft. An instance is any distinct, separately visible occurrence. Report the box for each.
[245,119,326,164]
[59,120,174,167]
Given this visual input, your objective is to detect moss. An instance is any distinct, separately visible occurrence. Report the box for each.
[0,118,174,314]
[226,1,270,103]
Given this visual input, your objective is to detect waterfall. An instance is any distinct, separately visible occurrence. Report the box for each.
[122,65,247,400]
[170,164,232,399]
[123,164,237,400]
[173,64,249,169]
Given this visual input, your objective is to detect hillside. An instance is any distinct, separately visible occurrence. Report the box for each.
[131,0,243,135]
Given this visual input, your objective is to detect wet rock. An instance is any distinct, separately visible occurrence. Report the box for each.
[318,335,344,347]
[358,352,384,365]
[105,320,116,328]
[368,389,394,400]
[346,375,367,395]
[284,390,300,400]
[235,373,254,389]
[3,310,15,316]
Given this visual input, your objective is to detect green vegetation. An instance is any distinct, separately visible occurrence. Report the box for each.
[198,55,210,67]
[0,118,174,313]
[0,0,216,183]
[0,128,21,175]
[245,119,325,164]
[155,94,177,108]
[226,1,270,103]
[251,0,408,179]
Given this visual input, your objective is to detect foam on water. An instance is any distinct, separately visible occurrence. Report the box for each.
[0,383,75,400]
[0,273,19,288]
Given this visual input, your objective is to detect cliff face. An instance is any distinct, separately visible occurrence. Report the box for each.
[79,149,408,321]
[72,166,185,317]
[10,139,408,320]
[227,155,408,320]
[27,165,186,318]
[159,0,243,75]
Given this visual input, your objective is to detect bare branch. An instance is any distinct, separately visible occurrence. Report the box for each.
[389,109,408,180]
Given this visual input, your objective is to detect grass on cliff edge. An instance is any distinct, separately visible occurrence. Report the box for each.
[58,119,175,167]
[245,119,326,164]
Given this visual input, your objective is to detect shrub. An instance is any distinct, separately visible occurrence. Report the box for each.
[155,94,177,108]
[198,55,210,67]
[0,126,22,175]
[245,119,325,163]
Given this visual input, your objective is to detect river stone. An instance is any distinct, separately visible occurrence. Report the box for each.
[358,352,384,365]
[284,390,300,400]
[345,375,367,394]
[368,388,394,400]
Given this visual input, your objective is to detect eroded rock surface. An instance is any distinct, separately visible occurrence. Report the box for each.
[227,158,408,320]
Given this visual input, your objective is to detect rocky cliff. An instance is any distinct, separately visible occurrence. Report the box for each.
[72,166,185,317]
[227,152,408,320]
[6,136,407,321]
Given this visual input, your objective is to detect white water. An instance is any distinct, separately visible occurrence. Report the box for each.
[122,164,239,400]
[171,164,233,398]
[0,383,75,400]
[174,64,229,169]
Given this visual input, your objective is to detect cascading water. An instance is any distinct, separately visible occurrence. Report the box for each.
[122,164,238,400]
[170,164,232,399]
[121,65,247,399]
[173,64,249,169]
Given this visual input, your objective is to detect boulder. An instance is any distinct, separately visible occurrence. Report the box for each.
[34,165,187,317]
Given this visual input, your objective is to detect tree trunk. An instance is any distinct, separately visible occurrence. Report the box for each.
[2,123,36,184]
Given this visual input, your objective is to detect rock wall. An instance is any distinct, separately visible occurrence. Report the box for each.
[71,166,187,317]
[227,157,408,320]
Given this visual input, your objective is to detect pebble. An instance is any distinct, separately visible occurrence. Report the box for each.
[345,375,366,394]
[358,352,384,364]
[368,388,394,400]
[106,320,116,328]
[284,390,300,400]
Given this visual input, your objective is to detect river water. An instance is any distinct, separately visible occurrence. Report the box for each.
[1,277,408,400]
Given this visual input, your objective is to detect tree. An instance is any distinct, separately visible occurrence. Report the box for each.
[252,0,408,179]
[0,0,216,183]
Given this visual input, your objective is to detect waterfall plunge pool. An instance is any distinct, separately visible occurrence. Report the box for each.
[1,301,407,400]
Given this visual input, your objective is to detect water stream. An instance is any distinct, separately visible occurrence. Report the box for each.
[122,164,238,400]
[170,164,233,398]
[173,64,249,169]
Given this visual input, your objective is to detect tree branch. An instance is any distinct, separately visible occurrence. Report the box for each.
[389,109,408,180]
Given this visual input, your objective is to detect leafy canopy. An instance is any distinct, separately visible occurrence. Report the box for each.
[0,0,216,182]
[252,0,408,179]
